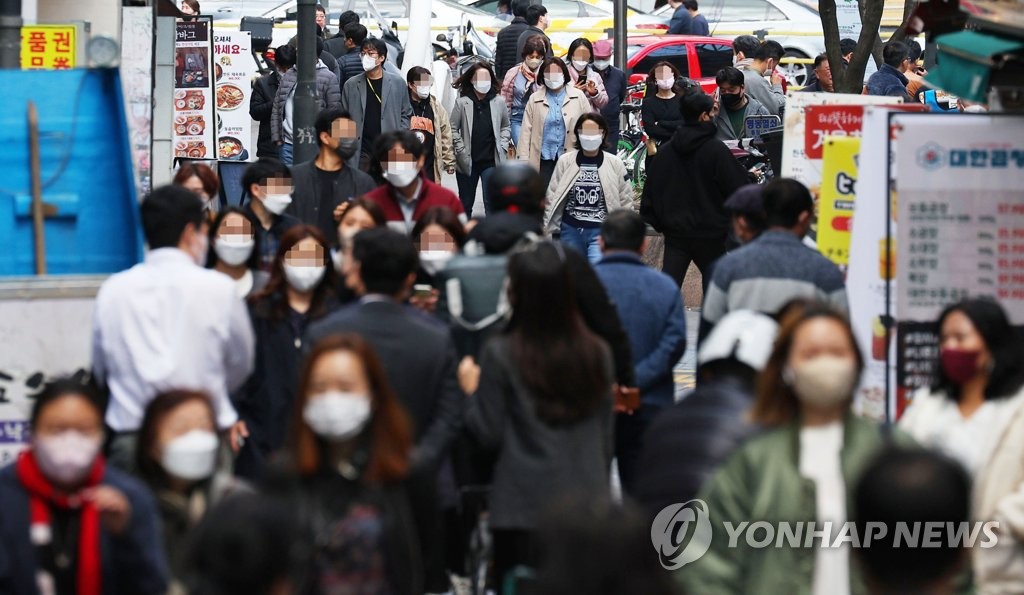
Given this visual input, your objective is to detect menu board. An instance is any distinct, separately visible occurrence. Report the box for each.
[213,31,253,161]
[173,18,215,160]
[893,113,1024,406]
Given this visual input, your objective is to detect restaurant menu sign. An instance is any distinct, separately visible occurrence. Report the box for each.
[213,31,253,161]
[173,18,215,160]
[893,113,1024,406]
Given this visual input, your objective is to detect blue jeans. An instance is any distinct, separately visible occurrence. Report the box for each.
[510,120,523,149]
[279,142,293,166]
[559,221,603,264]
[456,164,494,216]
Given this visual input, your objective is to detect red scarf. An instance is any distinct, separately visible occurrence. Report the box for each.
[16,450,105,595]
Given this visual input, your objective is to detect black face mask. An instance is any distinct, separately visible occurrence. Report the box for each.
[720,92,743,110]
[336,138,359,160]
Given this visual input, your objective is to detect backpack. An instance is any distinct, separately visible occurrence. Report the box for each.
[434,249,511,359]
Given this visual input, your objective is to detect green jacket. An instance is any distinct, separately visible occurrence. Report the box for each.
[677,414,914,595]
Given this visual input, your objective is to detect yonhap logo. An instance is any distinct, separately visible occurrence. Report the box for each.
[651,499,712,570]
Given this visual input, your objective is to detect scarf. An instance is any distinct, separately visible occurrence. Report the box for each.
[16,450,105,595]
[520,62,537,84]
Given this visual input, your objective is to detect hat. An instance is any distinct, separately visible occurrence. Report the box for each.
[697,310,778,371]
[723,184,764,214]
[593,39,613,59]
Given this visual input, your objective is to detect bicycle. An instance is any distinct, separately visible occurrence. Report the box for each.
[616,83,648,193]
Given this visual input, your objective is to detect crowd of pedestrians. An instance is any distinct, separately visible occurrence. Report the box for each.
[1,8,1013,595]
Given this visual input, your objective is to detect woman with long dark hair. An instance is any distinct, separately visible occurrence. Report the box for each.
[466,240,614,587]
[640,60,691,152]
[898,298,1024,592]
[232,224,339,480]
[565,37,608,112]
[282,333,423,593]
[450,60,512,215]
[205,206,267,298]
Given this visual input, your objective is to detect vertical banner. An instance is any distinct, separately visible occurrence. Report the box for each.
[893,113,1024,413]
[847,106,902,421]
[173,18,215,160]
[122,7,154,198]
[213,31,254,161]
[20,25,76,70]
[817,136,860,268]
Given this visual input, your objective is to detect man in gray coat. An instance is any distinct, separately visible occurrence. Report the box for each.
[739,40,786,117]
[340,38,413,172]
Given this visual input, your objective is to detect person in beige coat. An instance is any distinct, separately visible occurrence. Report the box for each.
[406,66,457,184]
[543,113,633,263]
[450,61,512,215]
[897,299,1024,594]
[518,57,591,187]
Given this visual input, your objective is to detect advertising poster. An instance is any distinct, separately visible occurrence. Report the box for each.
[213,31,253,161]
[122,7,154,198]
[21,24,76,70]
[174,18,215,160]
[836,0,863,38]
[817,136,860,268]
[893,113,1024,411]
[846,106,903,421]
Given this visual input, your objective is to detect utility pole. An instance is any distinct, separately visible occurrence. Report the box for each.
[293,0,319,164]
[613,0,626,72]
[0,0,22,69]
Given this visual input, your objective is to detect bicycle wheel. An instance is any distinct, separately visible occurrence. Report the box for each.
[633,145,648,192]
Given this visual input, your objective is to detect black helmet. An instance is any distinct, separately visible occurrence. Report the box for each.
[486,161,545,215]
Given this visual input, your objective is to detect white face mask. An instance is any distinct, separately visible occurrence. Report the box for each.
[361,54,378,72]
[331,248,345,274]
[656,77,675,90]
[303,391,372,441]
[544,73,564,90]
[525,58,543,71]
[214,235,255,267]
[283,263,326,293]
[415,85,431,99]
[593,59,611,71]
[33,431,102,486]
[473,79,492,95]
[784,355,858,409]
[419,250,453,276]
[383,161,420,187]
[572,59,589,71]
[262,192,292,215]
[579,133,604,153]
[161,429,219,481]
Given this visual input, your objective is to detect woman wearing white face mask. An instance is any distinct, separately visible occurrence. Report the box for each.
[233,225,339,481]
[281,333,423,593]
[543,113,633,263]
[206,207,269,298]
[136,390,249,589]
[501,35,548,159]
[681,303,915,595]
[450,61,512,216]
[518,57,590,187]
[363,130,467,234]
[640,61,689,156]
[565,37,608,112]
[0,379,169,594]
[405,66,456,183]
[241,158,301,271]
[409,206,467,315]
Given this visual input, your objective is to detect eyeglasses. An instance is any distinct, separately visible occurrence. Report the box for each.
[360,51,379,58]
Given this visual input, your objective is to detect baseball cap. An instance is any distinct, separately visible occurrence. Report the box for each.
[723,184,765,215]
[697,310,778,371]
[593,39,613,59]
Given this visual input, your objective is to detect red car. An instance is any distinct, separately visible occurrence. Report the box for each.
[626,35,735,95]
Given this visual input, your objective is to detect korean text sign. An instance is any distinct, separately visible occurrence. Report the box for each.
[21,25,76,70]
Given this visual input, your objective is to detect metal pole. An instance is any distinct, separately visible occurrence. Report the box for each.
[28,102,46,275]
[0,0,22,69]
[293,0,320,164]
[613,0,626,71]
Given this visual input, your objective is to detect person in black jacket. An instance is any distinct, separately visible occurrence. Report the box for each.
[233,224,339,480]
[632,310,778,518]
[289,108,377,241]
[640,90,748,290]
[336,23,368,90]
[493,0,530,80]
[325,10,360,58]
[592,39,628,150]
[250,47,288,159]
[467,161,637,390]
[515,4,553,64]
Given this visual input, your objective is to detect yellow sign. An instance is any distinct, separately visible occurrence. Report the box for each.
[818,136,861,266]
[21,25,76,70]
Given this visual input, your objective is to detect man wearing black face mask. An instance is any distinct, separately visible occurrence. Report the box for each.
[290,108,377,241]
[713,66,769,142]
